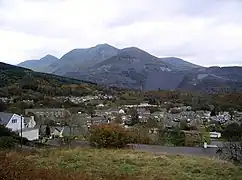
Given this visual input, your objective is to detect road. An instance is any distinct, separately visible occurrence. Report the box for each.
[131,144,219,157]
[46,140,220,157]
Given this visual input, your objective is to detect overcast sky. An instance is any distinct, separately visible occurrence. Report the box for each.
[1,0,242,66]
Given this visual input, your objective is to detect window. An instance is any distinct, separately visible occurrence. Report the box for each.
[12,119,17,123]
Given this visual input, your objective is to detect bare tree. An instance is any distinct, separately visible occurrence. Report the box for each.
[62,111,87,138]
[218,122,242,163]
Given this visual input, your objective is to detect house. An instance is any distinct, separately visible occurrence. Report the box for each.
[91,116,107,125]
[137,108,150,114]
[97,104,104,108]
[51,127,65,138]
[107,108,120,114]
[95,109,108,116]
[119,109,125,114]
[209,132,221,138]
[148,128,159,134]
[0,112,25,131]
[19,128,39,141]
[46,126,84,138]
[24,116,36,128]
[25,108,69,119]
[151,111,165,121]
[0,112,39,140]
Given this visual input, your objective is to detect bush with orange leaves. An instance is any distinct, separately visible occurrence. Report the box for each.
[88,124,132,148]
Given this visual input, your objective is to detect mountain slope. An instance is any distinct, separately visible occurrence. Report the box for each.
[177,67,242,93]
[0,61,100,98]
[50,44,119,75]
[18,54,58,72]
[65,47,181,90]
[16,44,242,93]
[160,57,202,71]
[60,46,242,92]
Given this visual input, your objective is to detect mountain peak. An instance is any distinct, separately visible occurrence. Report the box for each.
[93,43,118,50]
[40,54,58,61]
[122,46,143,51]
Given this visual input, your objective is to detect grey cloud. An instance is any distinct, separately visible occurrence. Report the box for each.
[1,0,242,66]
[106,0,242,29]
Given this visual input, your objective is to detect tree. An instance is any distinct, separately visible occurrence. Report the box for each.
[86,104,95,117]
[0,101,7,112]
[180,120,189,130]
[45,125,51,137]
[130,110,139,126]
[146,118,158,128]
[223,123,242,142]
[62,112,86,137]
[210,108,217,116]
[113,114,123,124]
[228,108,235,121]
[219,123,242,163]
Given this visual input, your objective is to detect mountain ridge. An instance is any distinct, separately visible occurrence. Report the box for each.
[18,54,59,72]
[16,44,242,92]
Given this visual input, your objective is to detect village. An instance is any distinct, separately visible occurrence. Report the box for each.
[1,94,241,147]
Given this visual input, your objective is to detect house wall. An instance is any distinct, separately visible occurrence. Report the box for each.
[20,129,39,141]
[6,114,25,131]
[26,116,36,128]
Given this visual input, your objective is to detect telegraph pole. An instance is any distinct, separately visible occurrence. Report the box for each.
[20,115,23,151]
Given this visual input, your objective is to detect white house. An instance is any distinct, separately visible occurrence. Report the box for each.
[21,128,39,141]
[0,112,25,131]
[97,104,104,108]
[0,112,39,140]
[209,132,222,138]
[119,109,125,114]
[25,116,36,128]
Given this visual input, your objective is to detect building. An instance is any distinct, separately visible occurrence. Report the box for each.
[24,116,36,128]
[209,132,221,138]
[0,112,39,140]
[119,109,125,114]
[25,108,69,118]
[0,112,25,131]
[20,128,39,141]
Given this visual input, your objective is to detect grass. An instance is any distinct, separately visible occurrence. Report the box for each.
[1,148,242,180]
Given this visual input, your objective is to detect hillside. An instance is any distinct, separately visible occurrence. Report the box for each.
[160,57,202,71]
[0,62,100,98]
[18,54,59,72]
[2,148,241,180]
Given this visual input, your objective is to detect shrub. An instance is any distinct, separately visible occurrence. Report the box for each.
[159,129,185,146]
[0,136,17,149]
[129,125,154,144]
[57,136,76,147]
[88,124,132,148]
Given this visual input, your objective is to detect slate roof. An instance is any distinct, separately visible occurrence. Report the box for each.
[0,112,14,125]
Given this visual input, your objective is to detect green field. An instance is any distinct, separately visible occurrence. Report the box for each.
[1,148,242,180]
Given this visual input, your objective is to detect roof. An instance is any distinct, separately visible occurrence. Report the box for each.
[0,112,14,125]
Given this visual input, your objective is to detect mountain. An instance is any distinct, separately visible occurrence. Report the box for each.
[65,47,184,90]
[17,44,242,93]
[18,54,58,72]
[49,44,119,75]
[160,57,202,71]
